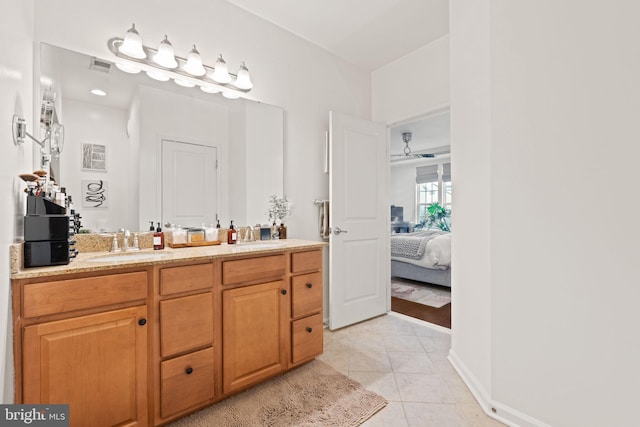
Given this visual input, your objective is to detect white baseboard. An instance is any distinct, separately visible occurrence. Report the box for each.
[448,350,551,427]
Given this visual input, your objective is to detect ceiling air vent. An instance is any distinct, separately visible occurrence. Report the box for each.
[90,57,113,73]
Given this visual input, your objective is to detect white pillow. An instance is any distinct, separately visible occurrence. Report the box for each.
[427,234,451,267]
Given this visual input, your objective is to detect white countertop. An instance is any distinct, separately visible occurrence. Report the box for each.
[11,239,326,280]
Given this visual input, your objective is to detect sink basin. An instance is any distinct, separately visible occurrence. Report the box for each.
[87,252,169,262]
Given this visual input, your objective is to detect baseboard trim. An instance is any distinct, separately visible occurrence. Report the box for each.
[448,350,551,427]
[388,310,451,334]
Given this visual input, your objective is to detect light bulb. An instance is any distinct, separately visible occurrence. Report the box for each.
[174,78,195,88]
[153,35,178,68]
[184,45,206,76]
[115,62,141,74]
[233,62,253,90]
[200,85,220,94]
[146,70,170,81]
[211,54,231,83]
[222,91,240,99]
[118,23,146,59]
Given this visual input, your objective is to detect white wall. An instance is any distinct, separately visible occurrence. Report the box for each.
[390,164,417,224]
[450,1,640,426]
[60,98,133,232]
[372,35,450,124]
[33,0,371,242]
[0,0,34,403]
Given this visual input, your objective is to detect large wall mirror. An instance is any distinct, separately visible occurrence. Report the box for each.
[40,43,284,233]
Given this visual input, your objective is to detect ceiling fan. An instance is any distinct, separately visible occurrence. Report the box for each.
[391,132,436,160]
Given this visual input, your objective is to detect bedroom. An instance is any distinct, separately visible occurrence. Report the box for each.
[389,110,452,327]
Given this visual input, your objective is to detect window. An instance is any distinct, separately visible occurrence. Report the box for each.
[415,162,451,222]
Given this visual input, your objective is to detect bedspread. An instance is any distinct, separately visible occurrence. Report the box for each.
[391,230,451,269]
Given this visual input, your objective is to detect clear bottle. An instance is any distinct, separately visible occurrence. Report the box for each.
[227,221,237,244]
[153,222,165,250]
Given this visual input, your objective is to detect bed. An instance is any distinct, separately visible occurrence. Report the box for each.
[390,229,451,287]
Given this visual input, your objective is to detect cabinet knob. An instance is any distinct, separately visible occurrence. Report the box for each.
[281,289,287,295]
[306,327,313,333]
[306,283,313,289]
[138,318,147,326]
[185,367,193,375]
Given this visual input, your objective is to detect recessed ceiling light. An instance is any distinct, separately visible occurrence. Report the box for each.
[90,89,107,96]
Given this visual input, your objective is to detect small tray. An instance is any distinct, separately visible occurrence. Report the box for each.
[168,240,221,248]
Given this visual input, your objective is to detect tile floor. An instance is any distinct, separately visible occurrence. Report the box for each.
[318,313,505,427]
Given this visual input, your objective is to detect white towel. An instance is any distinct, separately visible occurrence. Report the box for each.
[319,201,330,239]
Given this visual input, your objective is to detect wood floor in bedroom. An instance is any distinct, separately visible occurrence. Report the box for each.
[391,297,451,329]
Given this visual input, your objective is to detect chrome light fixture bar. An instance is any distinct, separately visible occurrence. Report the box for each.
[107,25,253,99]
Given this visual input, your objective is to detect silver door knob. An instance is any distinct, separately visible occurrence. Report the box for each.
[333,227,348,235]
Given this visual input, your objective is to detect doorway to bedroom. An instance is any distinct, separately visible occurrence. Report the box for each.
[389,109,452,329]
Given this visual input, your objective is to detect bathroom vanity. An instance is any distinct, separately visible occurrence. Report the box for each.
[11,239,325,427]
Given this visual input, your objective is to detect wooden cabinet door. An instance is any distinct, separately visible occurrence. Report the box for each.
[22,306,148,427]
[222,280,288,394]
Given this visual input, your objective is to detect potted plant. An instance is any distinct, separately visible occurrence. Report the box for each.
[267,195,292,238]
[422,202,451,232]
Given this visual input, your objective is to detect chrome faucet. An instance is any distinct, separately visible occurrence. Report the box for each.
[243,226,255,242]
[123,229,130,251]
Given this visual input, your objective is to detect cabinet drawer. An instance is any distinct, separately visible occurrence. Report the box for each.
[291,272,322,319]
[160,293,214,357]
[160,347,214,418]
[23,271,147,318]
[221,254,285,285]
[291,313,323,364]
[160,263,213,296]
[291,250,322,273]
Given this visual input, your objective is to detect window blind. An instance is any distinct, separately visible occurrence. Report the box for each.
[442,162,451,181]
[416,165,438,184]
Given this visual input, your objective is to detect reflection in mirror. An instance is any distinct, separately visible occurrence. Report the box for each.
[389,110,450,226]
[40,43,283,233]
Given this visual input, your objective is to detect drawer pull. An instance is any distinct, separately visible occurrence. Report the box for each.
[185,367,193,375]
[306,283,313,288]
[306,327,313,333]
[281,289,287,295]
[138,318,147,326]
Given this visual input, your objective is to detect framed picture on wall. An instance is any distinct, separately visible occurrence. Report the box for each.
[82,179,108,208]
[82,143,107,171]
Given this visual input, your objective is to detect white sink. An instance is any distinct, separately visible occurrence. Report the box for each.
[87,252,169,262]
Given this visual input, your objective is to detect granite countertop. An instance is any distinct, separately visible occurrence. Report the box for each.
[11,239,327,280]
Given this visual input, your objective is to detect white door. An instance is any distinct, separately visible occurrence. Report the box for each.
[162,139,217,227]
[329,111,389,330]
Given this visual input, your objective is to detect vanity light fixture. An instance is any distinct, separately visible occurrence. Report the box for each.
[153,35,178,69]
[200,85,220,94]
[174,78,195,88]
[146,69,170,82]
[115,62,141,74]
[234,62,253,90]
[183,45,206,76]
[118,24,146,59]
[108,24,253,100]
[211,54,231,83]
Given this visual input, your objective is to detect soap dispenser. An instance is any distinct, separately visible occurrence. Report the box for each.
[227,221,237,244]
[149,221,155,231]
[154,222,165,250]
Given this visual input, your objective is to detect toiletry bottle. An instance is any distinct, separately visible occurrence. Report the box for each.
[149,221,155,231]
[227,221,237,244]
[154,222,165,250]
[216,219,221,229]
[278,223,287,239]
